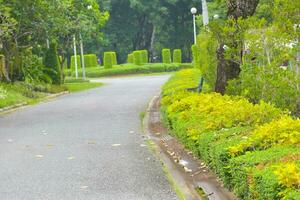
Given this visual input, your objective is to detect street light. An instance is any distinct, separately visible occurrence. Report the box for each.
[191,7,197,45]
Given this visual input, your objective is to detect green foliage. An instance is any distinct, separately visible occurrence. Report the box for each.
[43,42,62,85]
[140,50,148,63]
[173,49,182,63]
[64,82,103,93]
[196,32,218,90]
[191,44,200,68]
[133,51,142,65]
[103,52,115,69]
[127,53,134,63]
[73,63,193,78]
[71,55,81,70]
[111,52,117,65]
[84,54,98,68]
[162,49,171,64]
[161,70,300,200]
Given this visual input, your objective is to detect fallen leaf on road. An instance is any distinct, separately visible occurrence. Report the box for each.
[7,139,13,143]
[47,144,54,148]
[88,141,96,145]
[129,131,135,134]
[35,155,44,159]
[68,156,75,160]
[140,144,147,147]
[179,159,189,167]
[80,186,89,189]
[112,144,121,147]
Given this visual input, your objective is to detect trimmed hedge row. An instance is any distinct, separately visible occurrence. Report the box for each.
[72,63,193,78]
[70,54,98,70]
[161,69,300,200]
[103,52,117,69]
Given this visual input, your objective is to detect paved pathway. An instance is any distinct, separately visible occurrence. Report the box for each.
[0,75,178,200]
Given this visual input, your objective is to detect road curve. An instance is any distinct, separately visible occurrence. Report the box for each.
[0,75,178,200]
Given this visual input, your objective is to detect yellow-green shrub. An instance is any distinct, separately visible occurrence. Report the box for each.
[229,117,300,156]
[162,49,171,64]
[141,50,148,63]
[173,49,182,63]
[133,51,142,65]
[104,52,113,69]
[127,53,134,63]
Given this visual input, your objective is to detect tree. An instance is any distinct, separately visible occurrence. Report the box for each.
[214,0,260,94]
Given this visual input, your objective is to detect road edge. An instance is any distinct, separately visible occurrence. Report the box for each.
[142,94,201,200]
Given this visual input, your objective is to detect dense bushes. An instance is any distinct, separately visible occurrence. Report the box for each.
[173,49,182,63]
[162,49,171,64]
[73,63,193,78]
[104,52,117,69]
[161,69,300,200]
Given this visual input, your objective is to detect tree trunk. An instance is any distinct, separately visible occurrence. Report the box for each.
[215,0,260,94]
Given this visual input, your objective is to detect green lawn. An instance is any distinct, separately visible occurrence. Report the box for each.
[64,82,103,93]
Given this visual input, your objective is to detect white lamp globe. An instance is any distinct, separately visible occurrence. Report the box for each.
[191,7,197,15]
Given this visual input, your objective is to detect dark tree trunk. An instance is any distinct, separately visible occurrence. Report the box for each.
[215,0,259,94]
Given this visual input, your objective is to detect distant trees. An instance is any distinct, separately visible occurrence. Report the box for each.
[98,0,199,62]
[0,0,108,84]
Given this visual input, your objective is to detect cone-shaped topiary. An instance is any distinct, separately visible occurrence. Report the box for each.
[162,49,171,63]
[173,49,182,63]
[44,42,62,84]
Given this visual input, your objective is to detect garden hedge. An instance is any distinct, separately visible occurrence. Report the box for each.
[173,49,182,63]
[103,52,115,69]
[43,42,61,84]
[133,51,142,65]
[141,50,148,63]
[161,69,300,200]
[162,49,171,64]
[127,53,134,63]
[72,63,193,78]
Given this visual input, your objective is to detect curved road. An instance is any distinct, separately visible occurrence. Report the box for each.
[0,75,178,200]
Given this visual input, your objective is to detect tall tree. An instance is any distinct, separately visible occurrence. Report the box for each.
[215,0,260,94]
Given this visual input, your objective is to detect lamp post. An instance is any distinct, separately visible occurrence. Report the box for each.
[191,7,197,45]
[73,35,78,79]
[78,5,92,80]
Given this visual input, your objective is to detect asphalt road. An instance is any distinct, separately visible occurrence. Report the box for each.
[0,75,178,200]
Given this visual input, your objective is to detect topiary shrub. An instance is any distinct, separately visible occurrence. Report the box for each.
[162,49,171,64]
[44,42,62,84]
[173,49,182,63]
[141,50,148,63]
[71,55,81,70]
[111,52,117,66]
[84,54,98,68]
[127,53,134,63]
[133,51,142,65]
[104,52,113,69]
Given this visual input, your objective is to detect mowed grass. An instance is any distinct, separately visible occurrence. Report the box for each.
[64,82,103,93]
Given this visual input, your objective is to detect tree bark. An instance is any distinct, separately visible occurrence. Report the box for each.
[215,0,260,94]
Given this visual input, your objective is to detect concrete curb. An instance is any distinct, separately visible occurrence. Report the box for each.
[143,94,237,200]
[143,94,201,200]
[0,91,69,115]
